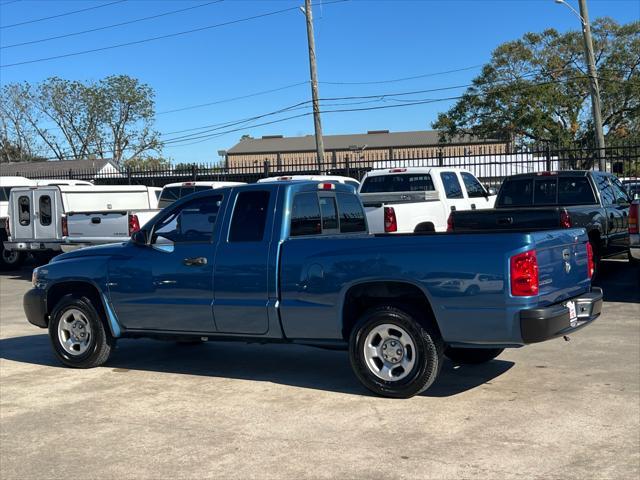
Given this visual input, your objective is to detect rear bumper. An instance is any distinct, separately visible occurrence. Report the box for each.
[23,287,48,328]
[4,241,62,252]
[520,287,603,344]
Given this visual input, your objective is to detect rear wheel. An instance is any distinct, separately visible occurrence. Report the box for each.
[444,347,504,364]
[349,306,443,398]
[0,243,25,271]
[48,295,114,368]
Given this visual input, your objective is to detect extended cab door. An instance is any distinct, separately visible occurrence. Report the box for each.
[593,173,628,254]
[460,171,494,209]
[438,171,470,215]
[107,194,222,332]
[213,187,276,334]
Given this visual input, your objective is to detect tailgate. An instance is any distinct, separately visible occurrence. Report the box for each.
[532,228,591,305]
[453,208,562,232]
[66,211,130,239]
[360,190,439,206]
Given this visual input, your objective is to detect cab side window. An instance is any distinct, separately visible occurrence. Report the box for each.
[153,196,222,244]
[460,172,486,198]
[229,190,270,242]
[440,172,464,199]
[595,174,615,206]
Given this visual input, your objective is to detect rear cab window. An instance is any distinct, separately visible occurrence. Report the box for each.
[289,191,366,237]
[360,174,435,193]
[497,178,534,206]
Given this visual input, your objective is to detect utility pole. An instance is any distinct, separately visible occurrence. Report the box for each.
[303,0,325,174]
[578,0,606,170]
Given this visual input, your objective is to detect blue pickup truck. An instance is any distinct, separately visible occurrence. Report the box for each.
[24,181,603,398]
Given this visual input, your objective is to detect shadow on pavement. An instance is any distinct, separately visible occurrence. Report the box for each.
[593,259,640,303]
[0,333,513,398]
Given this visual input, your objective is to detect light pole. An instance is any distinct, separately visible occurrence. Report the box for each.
[555,0,606,170]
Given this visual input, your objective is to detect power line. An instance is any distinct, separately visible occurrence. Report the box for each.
[0,0,349,68]
[0,0,127,30]
[0,1,224,50]
[320,64,485,85]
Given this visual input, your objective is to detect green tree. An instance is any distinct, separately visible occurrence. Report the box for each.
[123,155,170,170]
[432,18,640,146]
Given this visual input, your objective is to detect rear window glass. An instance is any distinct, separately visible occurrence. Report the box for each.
[291,193,321,237]
[533,179,557,205]
[497,179,534,206]
[18,195,30,226]
[558,177,596,205]
[0,187,10,202]
[319,196,338,230]
[337,193,366,233]
[39,195,52,226]
[229,190,270,242]
[158,187,181,208]
[440,172,464,199]
[360,174,435,193]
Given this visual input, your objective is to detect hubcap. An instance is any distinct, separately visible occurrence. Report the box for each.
[363,324,416,382]
[57,309,92,356]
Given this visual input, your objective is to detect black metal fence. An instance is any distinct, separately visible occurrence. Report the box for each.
[6,143,640,188]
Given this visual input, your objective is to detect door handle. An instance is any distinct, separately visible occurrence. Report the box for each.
[154,280,177,287]
[471,203,476,210]
[184,257,207,266]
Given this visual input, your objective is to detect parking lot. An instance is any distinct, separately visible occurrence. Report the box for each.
[0,259,638,479]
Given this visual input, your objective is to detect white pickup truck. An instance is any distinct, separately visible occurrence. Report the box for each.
[4,185,160,254]
[359,167,496,233]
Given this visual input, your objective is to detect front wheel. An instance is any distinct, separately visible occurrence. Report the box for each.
[48,295,114,368]
[444,347,504,364]
[349,306,443,398]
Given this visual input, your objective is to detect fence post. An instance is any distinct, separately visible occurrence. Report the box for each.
[126,167,132,185]
[345,154,351,178]
[191,164,197,181]
[438,150,443,167]
[263,159,270,176]
[68,169,73,180]
[545,144,552,171]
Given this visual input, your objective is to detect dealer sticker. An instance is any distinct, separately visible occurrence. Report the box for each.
[567,301,577,326]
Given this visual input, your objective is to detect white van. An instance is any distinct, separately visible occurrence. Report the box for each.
[1,176,38,269]
[157,181,245,208]
[4,185,159,254]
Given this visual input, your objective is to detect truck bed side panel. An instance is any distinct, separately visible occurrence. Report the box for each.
[278,233,555,345]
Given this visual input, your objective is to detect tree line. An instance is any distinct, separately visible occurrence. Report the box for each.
[0,75,165,167]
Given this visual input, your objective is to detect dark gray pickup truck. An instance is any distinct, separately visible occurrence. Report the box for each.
[450,171,632,272]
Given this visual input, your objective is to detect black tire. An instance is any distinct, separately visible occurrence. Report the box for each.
[48,295,114,368]
[0,243,25,271]
[349,305,443,399]
[444,347,504,365]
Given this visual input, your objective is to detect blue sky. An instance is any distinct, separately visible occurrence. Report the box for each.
[0,0,638,164]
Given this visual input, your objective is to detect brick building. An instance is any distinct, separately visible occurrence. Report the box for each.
[224,130,509,172]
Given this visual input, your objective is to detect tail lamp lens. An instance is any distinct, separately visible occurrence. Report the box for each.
[128,214,140,236]
[560,209,572,228]
[61,216,68,237]
[629,203,638,234]
[384,207,397,232]
[510,250,539,296]
[586,242,595,279]
[446,213,454,232]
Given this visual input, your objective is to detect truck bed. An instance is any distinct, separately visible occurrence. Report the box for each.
[450,207,566,232]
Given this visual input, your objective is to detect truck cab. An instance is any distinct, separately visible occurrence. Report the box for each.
[359,167,496,233]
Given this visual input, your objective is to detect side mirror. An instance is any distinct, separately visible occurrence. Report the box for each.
[487,188,497,196]
[131,229,148,246]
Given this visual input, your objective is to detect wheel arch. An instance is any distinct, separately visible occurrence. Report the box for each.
[46,280,120,337]
[341,280,441,341]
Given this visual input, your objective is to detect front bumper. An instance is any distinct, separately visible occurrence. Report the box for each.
[23,287,48,328]
[520,287,603,344]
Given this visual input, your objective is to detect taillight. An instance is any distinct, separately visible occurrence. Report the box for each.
[629,203,639,234]
[510,250,539,296]
[560,209,572,228]
[4,217,10,238]
[447,213,454,232]
[586,242,595,279]
[384,207,397,232]
[61,216,68,237]
[128,214,140,236]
